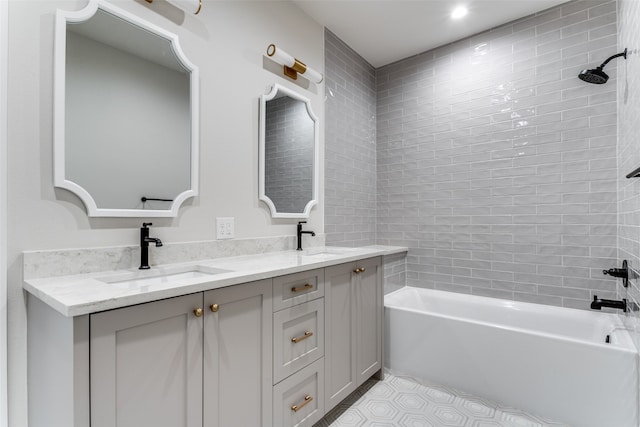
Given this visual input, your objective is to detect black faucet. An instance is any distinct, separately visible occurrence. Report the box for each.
[139,222,163,270]
[296,221,315,251]
[590,295,627,312]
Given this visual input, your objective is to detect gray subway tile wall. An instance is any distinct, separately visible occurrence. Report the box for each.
[618,0,640,347]
[324,29,377,247]
[324,0,622,308]
[383,253,407,295]
[375,0,619,308]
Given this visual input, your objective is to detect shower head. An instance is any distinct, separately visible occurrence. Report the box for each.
[578,48,627,84]
[578,67,609,84]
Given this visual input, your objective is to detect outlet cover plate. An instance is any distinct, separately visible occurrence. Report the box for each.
[216,217,235,240]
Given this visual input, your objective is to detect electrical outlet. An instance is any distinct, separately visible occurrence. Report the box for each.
[216,217,235,240]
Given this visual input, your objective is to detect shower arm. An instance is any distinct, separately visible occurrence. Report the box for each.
[599,48,627,68]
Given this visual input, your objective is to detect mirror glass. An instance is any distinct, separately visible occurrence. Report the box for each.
[259,84,318,218]
[54,1,199,217]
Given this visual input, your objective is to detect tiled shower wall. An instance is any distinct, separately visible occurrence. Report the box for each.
[618,0,640,343]
[375,0,619,308]
[324,30,407,294]
[324,29,377,247]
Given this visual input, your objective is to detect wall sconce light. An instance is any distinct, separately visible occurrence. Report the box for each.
[145,0,202,15]
[266,44,323,84]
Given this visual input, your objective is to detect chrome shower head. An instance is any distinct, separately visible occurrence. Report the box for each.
[578,48,627,84]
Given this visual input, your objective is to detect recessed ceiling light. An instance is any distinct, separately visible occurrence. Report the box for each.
[451,5,468,19]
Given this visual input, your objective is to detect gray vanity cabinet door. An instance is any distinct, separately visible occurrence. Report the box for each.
[324,262,358,411]
[203,279,273,427]
[355,257,382,384]
[90,293,204,427]
[325,258,382,412]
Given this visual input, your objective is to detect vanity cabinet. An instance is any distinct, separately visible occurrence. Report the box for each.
[273,358,324,427]
[26,255,387,427]
[324,257,382,411]
[90,293,204,427]
[272,268,325,427]
[89,279,272,427]
[273,298,324,384]
[203,281,273,427]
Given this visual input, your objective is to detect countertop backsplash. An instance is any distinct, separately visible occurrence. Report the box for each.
[23,234,326,280]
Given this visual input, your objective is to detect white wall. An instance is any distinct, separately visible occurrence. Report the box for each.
[1,1,8,425]
[6,0,324,424]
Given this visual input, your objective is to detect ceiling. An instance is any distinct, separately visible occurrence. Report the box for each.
[293,0,570,68]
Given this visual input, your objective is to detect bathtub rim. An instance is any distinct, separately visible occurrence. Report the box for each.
[384,286,637,353]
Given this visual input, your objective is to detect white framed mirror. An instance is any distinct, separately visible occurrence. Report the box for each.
[259,84,319,219]
[54,0,199,217]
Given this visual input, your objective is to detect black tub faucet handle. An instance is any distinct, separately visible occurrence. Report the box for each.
[602,260,629,288]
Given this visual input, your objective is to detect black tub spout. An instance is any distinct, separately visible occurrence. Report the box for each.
[590,295,627,312]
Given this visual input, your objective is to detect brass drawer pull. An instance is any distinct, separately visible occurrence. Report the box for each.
[291,331,313,343]
[354,267,366,273]
[194,308,203,317]
[210,303,219,312]
[291,395,313,412]
[291,283,313,293]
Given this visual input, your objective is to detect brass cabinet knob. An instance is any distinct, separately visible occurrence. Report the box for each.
[353,267,365,273]
[210,303,219,312]
[360,267,366,273]
[194,308,203,317]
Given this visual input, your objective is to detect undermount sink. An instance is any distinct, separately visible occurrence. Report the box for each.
[300,247,357,257]
[96,265,231,290]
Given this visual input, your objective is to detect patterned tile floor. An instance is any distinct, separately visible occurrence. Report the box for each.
[314,371,571,427]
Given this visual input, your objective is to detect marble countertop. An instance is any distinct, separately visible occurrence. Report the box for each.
[23,245,406,317]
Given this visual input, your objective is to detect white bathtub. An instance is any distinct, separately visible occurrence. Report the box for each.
[384,287,639,427]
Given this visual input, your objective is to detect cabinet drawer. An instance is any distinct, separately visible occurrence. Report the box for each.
[274,298,324,384]
[273,358,325,427]
[273,269,324,311]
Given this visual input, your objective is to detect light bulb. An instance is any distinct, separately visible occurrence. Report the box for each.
[451,6,468,19]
